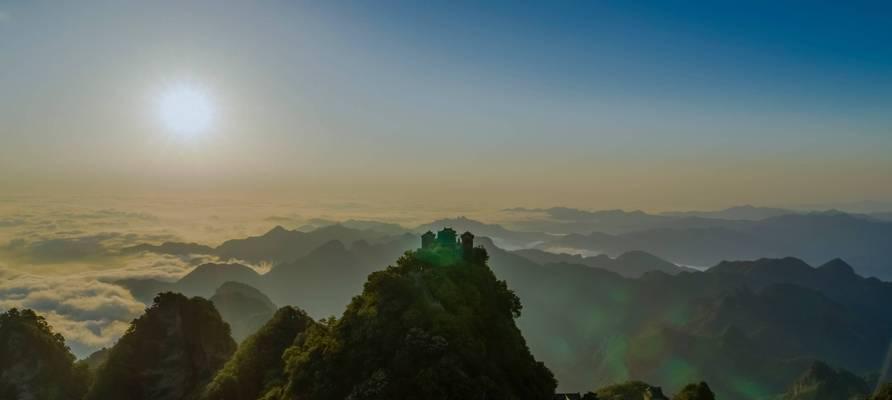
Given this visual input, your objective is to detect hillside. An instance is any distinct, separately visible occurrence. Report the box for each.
[201,306,317,400]
[783,361,871,400]
[209,281,277,342]
[85,293,237,400]
[115,227,892,399]
[477,241,892,399]
[257,235,556,399]
[0,309,90,400]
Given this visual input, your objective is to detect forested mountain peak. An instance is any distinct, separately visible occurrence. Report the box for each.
[85,293,236,400]
[0,308,90,400]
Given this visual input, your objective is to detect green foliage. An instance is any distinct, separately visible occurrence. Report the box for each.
[85,292,237,400]
[783,361,871,400]
[595,380,668,400]
[201,306,316,400]
[264,249,555,400]
[673,382,715,400]
[77,348,110,373]
[0,308,90,400]
[873,383,892,400]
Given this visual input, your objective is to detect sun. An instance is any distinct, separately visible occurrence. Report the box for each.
[156,83,215,137]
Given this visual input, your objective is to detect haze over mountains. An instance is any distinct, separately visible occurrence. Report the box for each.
[438,207,892,280]
[105,211,892,399]
[120,205,892,279]
[3,203,892,399]
[4,222,892,399]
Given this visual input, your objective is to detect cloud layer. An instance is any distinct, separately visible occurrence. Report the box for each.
[0,195,485,357]
[0,252,209,356]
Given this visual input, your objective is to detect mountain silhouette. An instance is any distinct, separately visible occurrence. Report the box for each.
[0,309,90,400]
[782,361,871,400]
[85,293,236,400]
[540,212,892,279]
[476,243,892,399]
[209,282,277,342]
[255,242,556,399]
[125,213,892,279]
[201,306,317,400]
[512,248,687,277]
[116,227,892,399]
[662,205,794,221]
[124,224,400,264]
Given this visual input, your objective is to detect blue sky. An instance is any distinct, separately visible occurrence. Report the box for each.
[0,1,890,209]
[340,1,891,103]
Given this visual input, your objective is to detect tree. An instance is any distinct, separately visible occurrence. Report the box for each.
[674,382,715,400]
[595,381,668,399]
[201,306,317,400]
[873,383,892,400]
[0,308,90,400]
[267,248,556,399]
[85,292,236,400]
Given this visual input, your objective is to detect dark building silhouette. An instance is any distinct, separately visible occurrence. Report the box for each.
[437,227,457,247]
[421,230,435,249]
[461,231,474,258]
[420,228,482,263]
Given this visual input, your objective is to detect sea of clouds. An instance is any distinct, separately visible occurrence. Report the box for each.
[0,198,261,357]
[0,252,216,356]
[0,195,497,357]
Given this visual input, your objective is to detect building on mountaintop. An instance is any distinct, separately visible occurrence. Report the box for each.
[460,231,475,256]
[437,227,458,246]
[420,228,477,261]
[421,230,435,249]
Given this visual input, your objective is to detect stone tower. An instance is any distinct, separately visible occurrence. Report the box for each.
[421,230,435,249]
[437,227,457,247]
[461,231,474,259]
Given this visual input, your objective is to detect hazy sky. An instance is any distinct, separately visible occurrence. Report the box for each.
[2,1,891,210]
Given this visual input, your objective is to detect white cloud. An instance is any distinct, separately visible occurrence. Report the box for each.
[0,252,207,357]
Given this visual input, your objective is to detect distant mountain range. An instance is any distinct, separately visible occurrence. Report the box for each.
[481,247,892,399]
[504,205,892,235]
[869,212,892,222]
[129,207,892,280]
[660,205,795,220]
[537,211,892,279]
[117,224,892,399]
[123,224,407,264]
[511,248,692,277]
[416,216,552,249]
[119,225,681,316]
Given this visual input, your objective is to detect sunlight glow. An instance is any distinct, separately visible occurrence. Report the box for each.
[157,83,214,137]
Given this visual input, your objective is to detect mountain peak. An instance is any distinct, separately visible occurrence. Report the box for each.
[213,281,274,304]
[709,257,813,276]
[817,258,856,276]
[188,262,257,276]
[310,239,347,254]
[265,225,290,236]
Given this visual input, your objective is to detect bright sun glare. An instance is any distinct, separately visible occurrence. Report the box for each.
[157,84,214,137]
